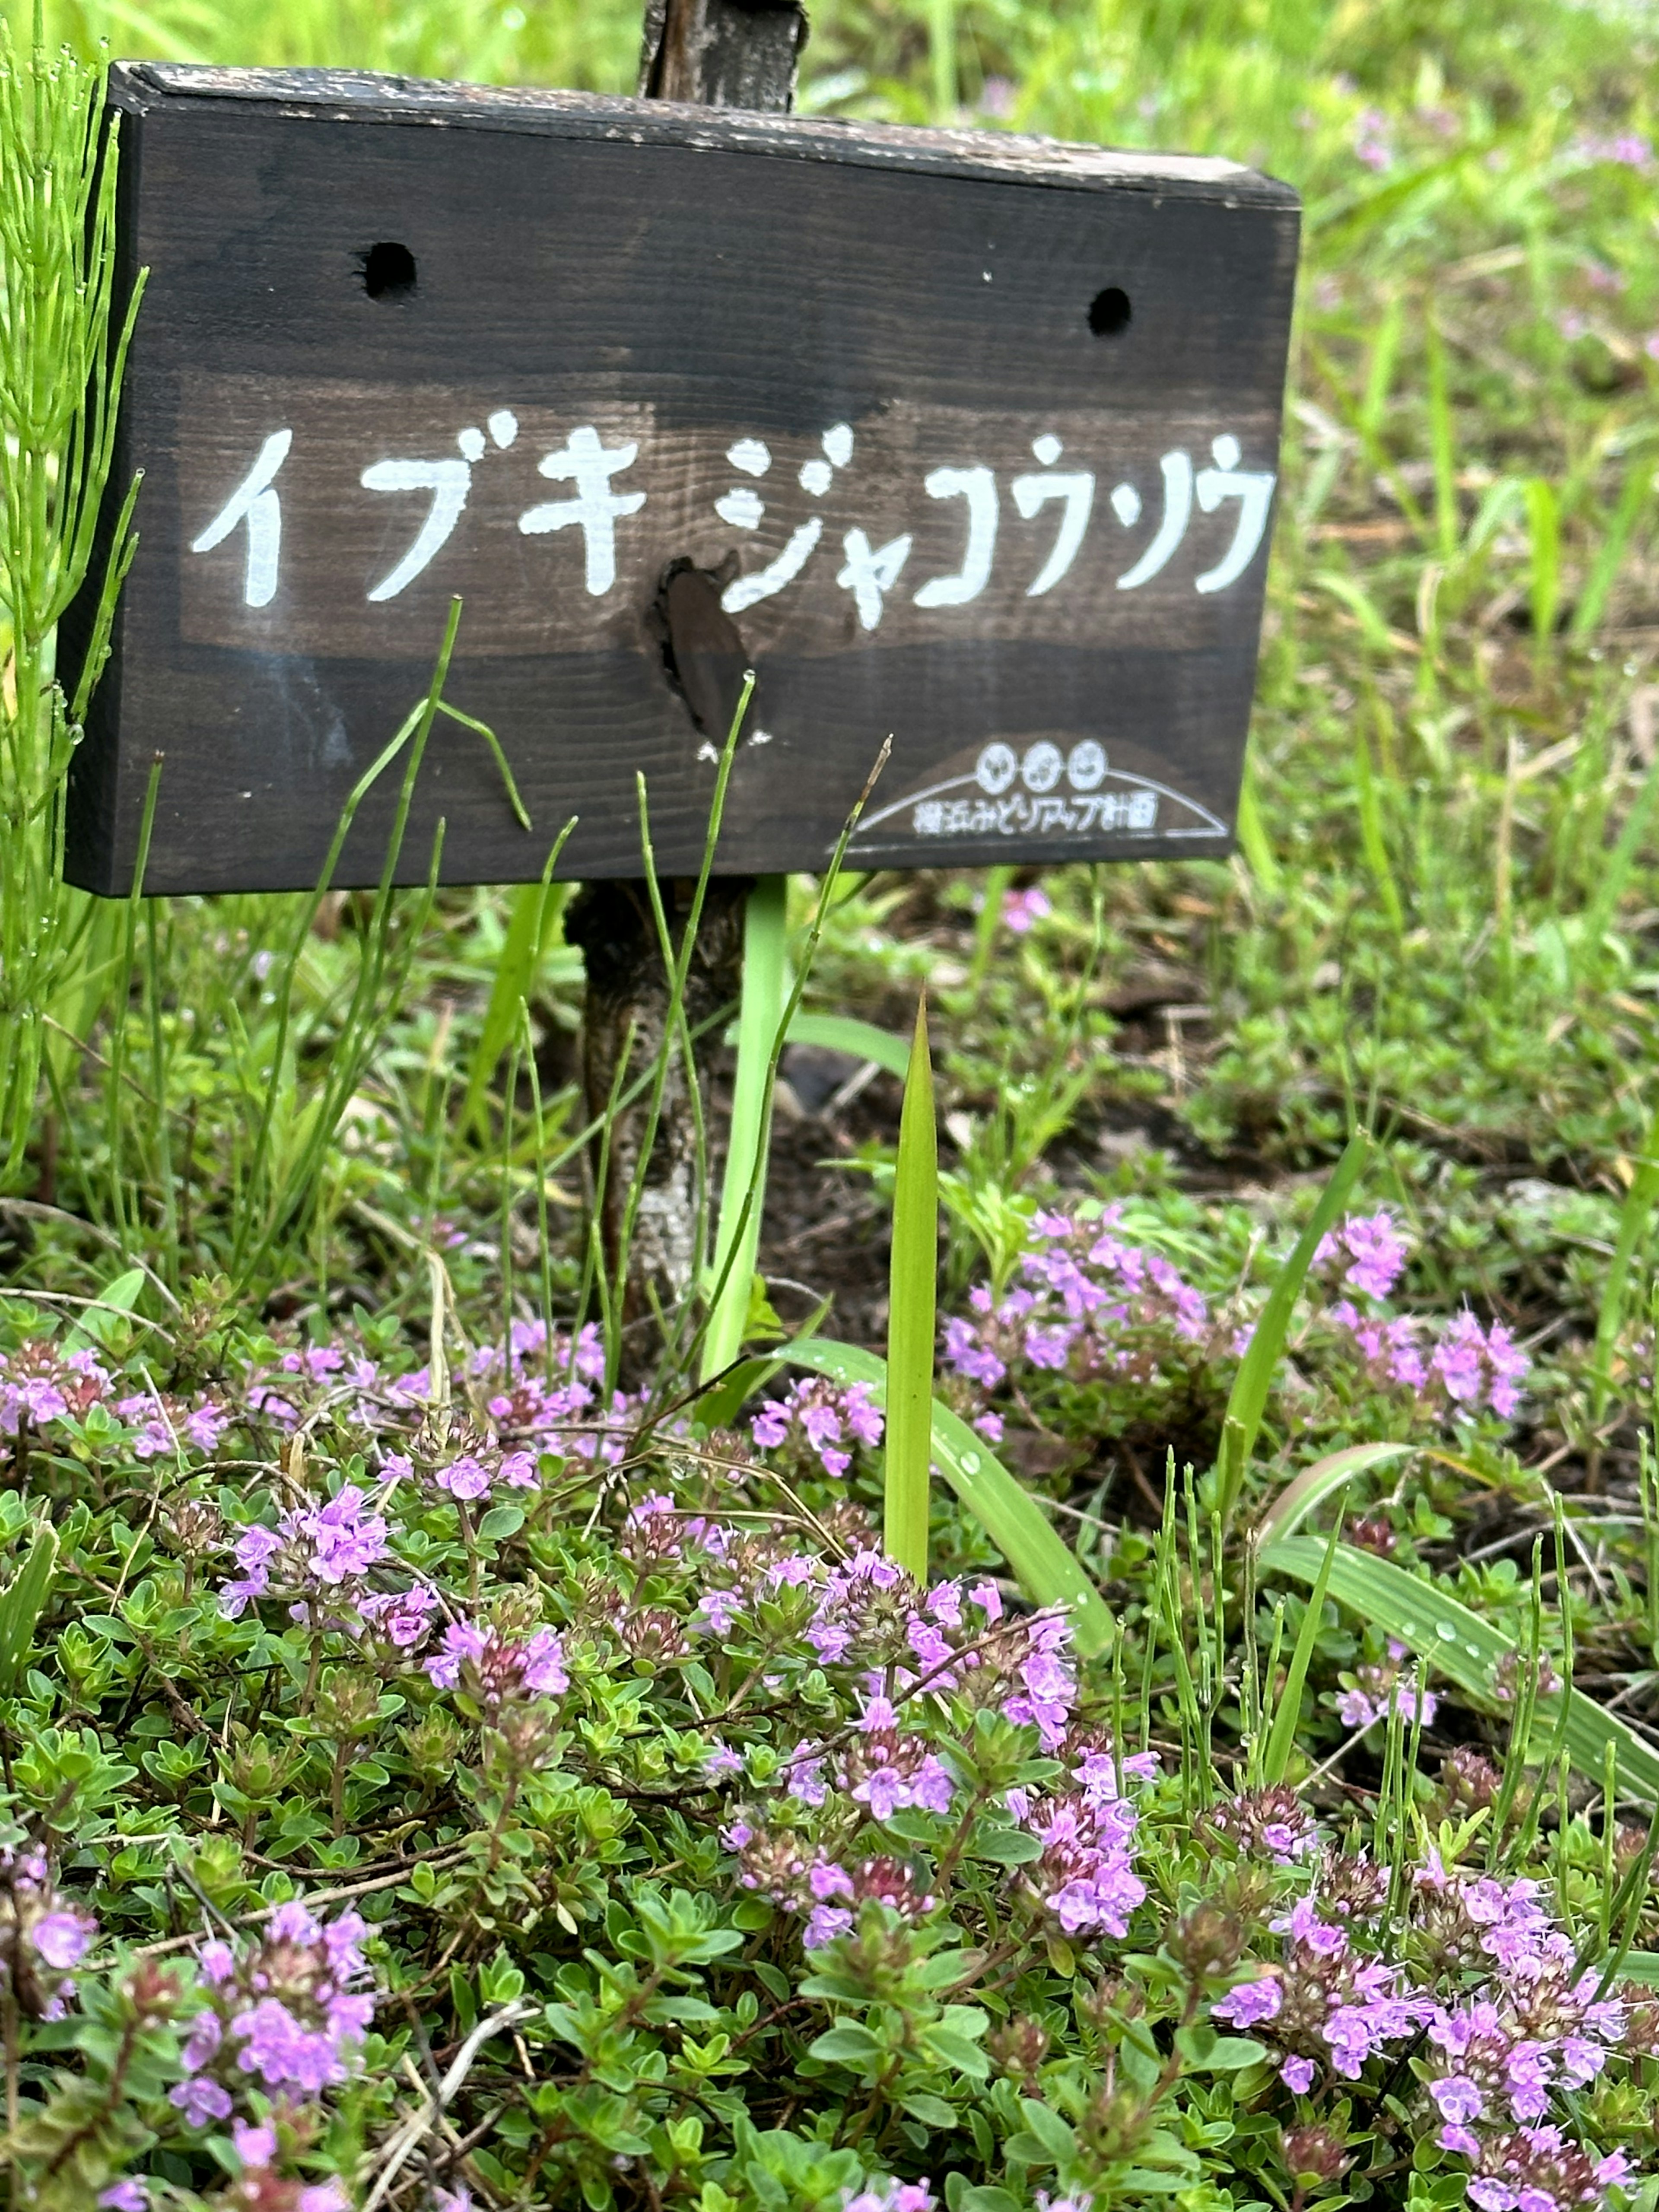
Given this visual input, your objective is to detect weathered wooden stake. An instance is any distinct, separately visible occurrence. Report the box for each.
[563,0,808,1375]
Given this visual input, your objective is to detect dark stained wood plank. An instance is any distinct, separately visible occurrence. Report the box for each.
[66,62,1300,896]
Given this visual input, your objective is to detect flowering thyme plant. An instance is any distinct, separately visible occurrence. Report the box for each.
[0,1193,1628,2212]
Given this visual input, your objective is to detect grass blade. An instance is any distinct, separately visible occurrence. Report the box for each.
[884,996,938,1580]
[1216,1130,1370,1528]
[0,1525,59,1697]
[789,1335,1114,1654]
[785,1011,912,1082]
[1427,313,1458,563]
[1255,1440,1415,1548]
[702,874,789,1383]
[1234,765,1281,898]
[1261,1504,1347,1785]
[1569,453,1653,642]
[1590,1100,1659,1427]
[460,835,574,1138]
[1580,750,1659,972]
[1525,477,1561,655]
[1263,1535,1659,1803]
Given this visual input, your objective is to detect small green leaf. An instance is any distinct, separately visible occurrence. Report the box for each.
[966,1821,1045,1866]
[64,1267,146,1352]
[478,1504,526,1542]
[807,2024,880,2065]
[1203,2037,1268,2071]
[901,2091,960,2130]
[925,2029,991,2078]
[1018,2099,1077,2161]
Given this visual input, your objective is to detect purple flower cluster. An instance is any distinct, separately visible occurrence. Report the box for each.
[733,1831,939,1951]
[846,2180,937,2212]
[0,1340,110,1434]
[836,1689,957,1823]
[1198,1784,1318,1866]
[1353,106,1395,170]
[1337,1640,1438,1729]
[1007,1748,1147,1937]
[1001,886,1051,934]
[1208,1820,1642,2212]
[0,1845,97,2021]
[750,1377,884,1477]
[219,1485,389,1620]
[220,2119,349,2212]
[115,1386,229,1459]
[171,1901,374,2128]
[423,1618,569,1710]
[1315,1211,1409,1302]
[944,1208,1209,1434]
[0,1340,232,1459]
[1328,1302,1528,1424]
[1573,131,1653,171]
[239,1319,633,1486]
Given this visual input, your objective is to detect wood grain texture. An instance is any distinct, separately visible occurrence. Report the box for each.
[639,0,807,107]
[66,63,1300,896]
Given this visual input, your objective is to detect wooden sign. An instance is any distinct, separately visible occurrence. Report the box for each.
[67,63,1300,896]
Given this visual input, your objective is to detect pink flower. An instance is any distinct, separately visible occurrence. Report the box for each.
[1431,2075,1485,2124]
[1002,886,1052,933]
[1214,1974,1281,2028]
[31,1910,93,1970]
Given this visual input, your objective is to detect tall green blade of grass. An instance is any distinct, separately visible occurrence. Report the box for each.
[884,996,938,1581]
[702,875,788,1384]
[1568,453,1653,642]
[928,0,957,118]
[1579,750,1659,973]
[677,749,895,1408]
[1426,313,1458,564]
[1525,476,1562,656]
[1261,1504,1347,1786]
[790,1336,1114,1654]
[602,673,755,1393]
[1589,1099,1659,1428]
[0,1523,58,1697]
[1352,721,1404,933]
[460,839,573,1138]
[1216,1129,1370,1529]
[1264,1535,1659,1802]
[969,865,1016,986]
[1234,766,1281,898]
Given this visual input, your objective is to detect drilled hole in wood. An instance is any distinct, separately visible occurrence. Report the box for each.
[1088,285,1132,336]
[361,242,417,300]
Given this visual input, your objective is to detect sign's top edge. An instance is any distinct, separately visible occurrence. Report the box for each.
[106,60,1300,209]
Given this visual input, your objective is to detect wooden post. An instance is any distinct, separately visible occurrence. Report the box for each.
[563,0,809,1375]
[637,0,807,105]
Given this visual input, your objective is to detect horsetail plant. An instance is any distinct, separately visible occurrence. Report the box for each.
[0,7,144,1185]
